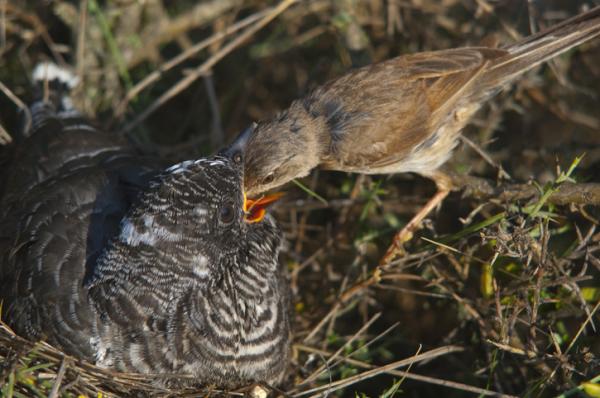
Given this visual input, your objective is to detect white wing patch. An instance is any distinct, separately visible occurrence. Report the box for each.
[165,158,227,174]
[119,216,181,246]
[166,160,195,174]
[191,253,210,279]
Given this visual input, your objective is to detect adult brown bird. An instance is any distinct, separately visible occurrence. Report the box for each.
[223,6,600,264]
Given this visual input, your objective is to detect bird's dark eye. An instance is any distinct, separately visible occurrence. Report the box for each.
[219,202,236,225]
[263,173,275,185]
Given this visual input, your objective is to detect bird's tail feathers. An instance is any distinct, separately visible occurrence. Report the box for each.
[31,62,79,109]
[27,62,82,136]
[484,6,600,88]
[32,62,79,89]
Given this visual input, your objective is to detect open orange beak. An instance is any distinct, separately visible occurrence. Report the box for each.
[243,192,284,223]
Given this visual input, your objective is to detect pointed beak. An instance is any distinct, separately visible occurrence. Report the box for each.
[220,123,256,165]
[243,192,284,223]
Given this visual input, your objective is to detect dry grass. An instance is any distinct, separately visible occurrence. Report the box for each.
[1,0,600,397]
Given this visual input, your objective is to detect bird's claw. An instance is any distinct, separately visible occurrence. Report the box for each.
[380,228,414,265]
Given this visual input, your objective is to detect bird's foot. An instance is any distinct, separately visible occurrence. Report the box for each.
[379,171,453,266]
[379,228,414,265]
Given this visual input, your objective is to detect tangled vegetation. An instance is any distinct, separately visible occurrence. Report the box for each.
[0,0,599,396]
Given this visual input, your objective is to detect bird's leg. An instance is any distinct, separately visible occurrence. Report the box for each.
[380,172,453,265]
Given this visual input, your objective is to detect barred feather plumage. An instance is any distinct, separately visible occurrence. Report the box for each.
[0,65,291,388]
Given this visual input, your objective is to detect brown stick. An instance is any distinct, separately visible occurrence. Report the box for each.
[120,0,298,134]
[454,174,600,206]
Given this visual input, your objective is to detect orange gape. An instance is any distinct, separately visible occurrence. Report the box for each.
[243,192,284,223]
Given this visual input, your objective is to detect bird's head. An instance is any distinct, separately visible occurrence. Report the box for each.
[221,105,321,197]
[88,155,282,293]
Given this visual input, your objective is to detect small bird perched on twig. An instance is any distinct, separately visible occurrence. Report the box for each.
[223,6,600,264]
[0,63,291,388]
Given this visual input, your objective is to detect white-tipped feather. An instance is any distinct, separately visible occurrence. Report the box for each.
[32,62,80,89]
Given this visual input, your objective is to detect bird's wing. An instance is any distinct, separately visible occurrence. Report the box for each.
[0,109,160,357]
[318,47,508,172]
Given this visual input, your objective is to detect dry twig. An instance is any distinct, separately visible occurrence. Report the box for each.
[120,0,298,133]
